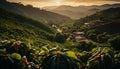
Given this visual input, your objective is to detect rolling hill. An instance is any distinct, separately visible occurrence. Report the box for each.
[0,7,57,46]
[43,4,120,19]
[72,7,120,34]
[0,0,71,24]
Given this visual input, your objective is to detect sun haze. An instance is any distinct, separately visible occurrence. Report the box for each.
[7,0,120,8]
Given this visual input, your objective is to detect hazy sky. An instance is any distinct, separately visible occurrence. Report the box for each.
[8,0,120,8]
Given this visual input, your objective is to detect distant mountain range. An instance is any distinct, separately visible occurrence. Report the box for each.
[0,0,71,24]
[43,4,120,19]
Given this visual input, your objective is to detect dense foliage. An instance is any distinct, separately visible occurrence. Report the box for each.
[0,1,120,69]
[0,39,120,69]
[0,8,60,46]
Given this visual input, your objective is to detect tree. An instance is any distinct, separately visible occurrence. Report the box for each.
[97,32,110,43]
[85,30,99,42]
[54,33,66,43]
[108,36,120,50]
[75,41,95,51]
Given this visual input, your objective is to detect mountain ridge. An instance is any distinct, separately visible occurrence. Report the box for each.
[43,3,120,19]
[0,0,71,24]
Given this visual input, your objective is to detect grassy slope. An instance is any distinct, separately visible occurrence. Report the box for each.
[0,8,57,46]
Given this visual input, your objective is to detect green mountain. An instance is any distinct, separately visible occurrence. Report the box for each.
[0,0,71,24]
[0,8,56,45]
[72,7,120,34]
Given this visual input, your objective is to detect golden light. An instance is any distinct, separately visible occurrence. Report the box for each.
[54,0,62,6]
[56,1,60,4]
[8,0,120,8]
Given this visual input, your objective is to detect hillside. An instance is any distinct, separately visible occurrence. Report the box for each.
[0,8,57,46]
[43,4,120,19]
[0,0,71,24]
[71,7,120,34]
[0,1,120,69]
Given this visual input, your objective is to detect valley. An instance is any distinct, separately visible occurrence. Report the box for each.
[43,4,120,19]
[0,0,120,69]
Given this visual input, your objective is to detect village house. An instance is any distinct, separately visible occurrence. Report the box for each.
[73,32,86,42]
[85,22,95,26]
[51,24,57,29]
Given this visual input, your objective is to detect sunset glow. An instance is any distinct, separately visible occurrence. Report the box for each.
[56,2,60,4]
[7,0,120,8]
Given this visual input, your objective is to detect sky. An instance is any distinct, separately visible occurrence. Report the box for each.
[7,0,120,8]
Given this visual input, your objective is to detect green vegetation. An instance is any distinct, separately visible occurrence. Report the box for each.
[11,53,22,60]
[0,2,120,69]
[72,7,120,33]
[75,41,96,51]
[69,8,120,44]
[41,51,79,69]
[54,32,66,43]
[108,35,120,50]
[0,8,59,46]
[0,39,120,69]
